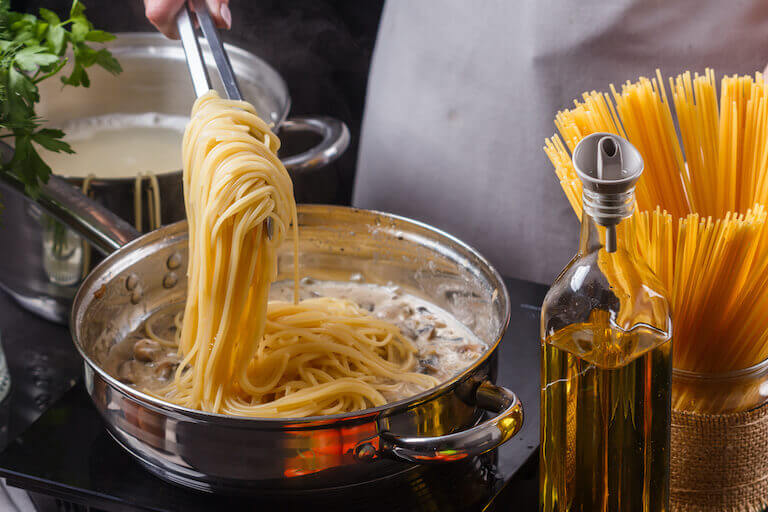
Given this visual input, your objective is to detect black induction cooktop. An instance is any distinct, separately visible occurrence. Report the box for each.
[0,276,545,512]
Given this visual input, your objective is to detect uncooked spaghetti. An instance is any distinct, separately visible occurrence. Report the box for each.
[545,70,768,385]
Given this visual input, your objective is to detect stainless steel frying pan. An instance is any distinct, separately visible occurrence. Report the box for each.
[0,173,523,493]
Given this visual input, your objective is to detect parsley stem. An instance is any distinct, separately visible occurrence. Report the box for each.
[33,66,64,84]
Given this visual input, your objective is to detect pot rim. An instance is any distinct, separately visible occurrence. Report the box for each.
[71,205,511,427]
[58,168,183,184]
[52,31,292,183]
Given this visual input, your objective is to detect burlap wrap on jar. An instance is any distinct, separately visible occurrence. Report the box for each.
[671,402,768,512]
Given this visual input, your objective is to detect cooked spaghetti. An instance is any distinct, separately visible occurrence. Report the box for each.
[149,91,437,417]
[545,70,768,386]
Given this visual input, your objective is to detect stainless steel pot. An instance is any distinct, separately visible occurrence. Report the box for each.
[2,173,522,493]
[0,33,349,324]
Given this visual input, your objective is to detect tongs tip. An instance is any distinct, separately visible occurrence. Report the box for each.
[176,0,242,101]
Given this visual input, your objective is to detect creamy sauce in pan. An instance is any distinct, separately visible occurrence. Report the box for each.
[97,279,488,403]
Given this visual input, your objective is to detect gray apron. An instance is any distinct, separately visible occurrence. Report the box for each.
[353,0,768,284]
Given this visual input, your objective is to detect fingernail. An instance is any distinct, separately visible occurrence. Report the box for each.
[220,3,232,29]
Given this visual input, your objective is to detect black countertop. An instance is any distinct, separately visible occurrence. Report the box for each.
[0,276,545,511]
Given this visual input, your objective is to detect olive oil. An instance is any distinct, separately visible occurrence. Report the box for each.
[540,313,671,512]
[540,133,672,511]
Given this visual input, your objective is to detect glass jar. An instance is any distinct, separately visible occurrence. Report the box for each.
[670,357,768,512]
[41,214,85,286]
[672,357,768,415]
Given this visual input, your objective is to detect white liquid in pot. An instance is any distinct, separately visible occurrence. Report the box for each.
[39,113,188,178]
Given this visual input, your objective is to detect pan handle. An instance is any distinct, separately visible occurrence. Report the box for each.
[0,172,140,255]
[280,116,350,173]
[360,381,524,463]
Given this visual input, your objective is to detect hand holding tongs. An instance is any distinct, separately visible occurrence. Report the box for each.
[176,0,241,100]
[175,1,274,239]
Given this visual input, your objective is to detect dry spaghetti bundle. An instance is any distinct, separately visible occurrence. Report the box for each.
[545,70,768,383]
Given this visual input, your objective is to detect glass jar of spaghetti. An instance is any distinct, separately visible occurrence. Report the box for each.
[670,357,768,512]
[672,358,768,415]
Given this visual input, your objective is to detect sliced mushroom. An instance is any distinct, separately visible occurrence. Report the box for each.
[155,359,179,380]
[419,358,440,374]
[133,338,162,362]
[458,343,485,355]
[416,325,436,340]
[423,314,446,328]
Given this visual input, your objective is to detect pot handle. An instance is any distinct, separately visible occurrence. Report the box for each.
[374,381,524,463]
[280,116,350,173]
[0,171,140,255]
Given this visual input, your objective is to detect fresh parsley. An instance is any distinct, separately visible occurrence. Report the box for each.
[0,0,121,196]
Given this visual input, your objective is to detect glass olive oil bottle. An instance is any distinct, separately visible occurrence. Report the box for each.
[540,134,672,512]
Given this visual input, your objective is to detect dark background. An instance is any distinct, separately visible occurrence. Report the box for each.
[13,0,385,205]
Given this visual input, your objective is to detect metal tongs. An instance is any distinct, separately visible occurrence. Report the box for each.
[176,0,241,100]
[175,0,274,239]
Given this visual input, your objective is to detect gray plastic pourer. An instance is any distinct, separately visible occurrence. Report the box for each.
[572,133,644,253]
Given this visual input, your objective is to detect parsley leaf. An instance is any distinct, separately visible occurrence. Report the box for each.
[14,46,59,71]
[46,25,66,54]
[0,0,122,197]
[32,128,73,154]
[37,8,60,26]
[85,29,114,43]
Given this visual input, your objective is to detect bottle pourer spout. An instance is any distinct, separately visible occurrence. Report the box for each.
[597,136,622,180]
[572,133,644,253]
